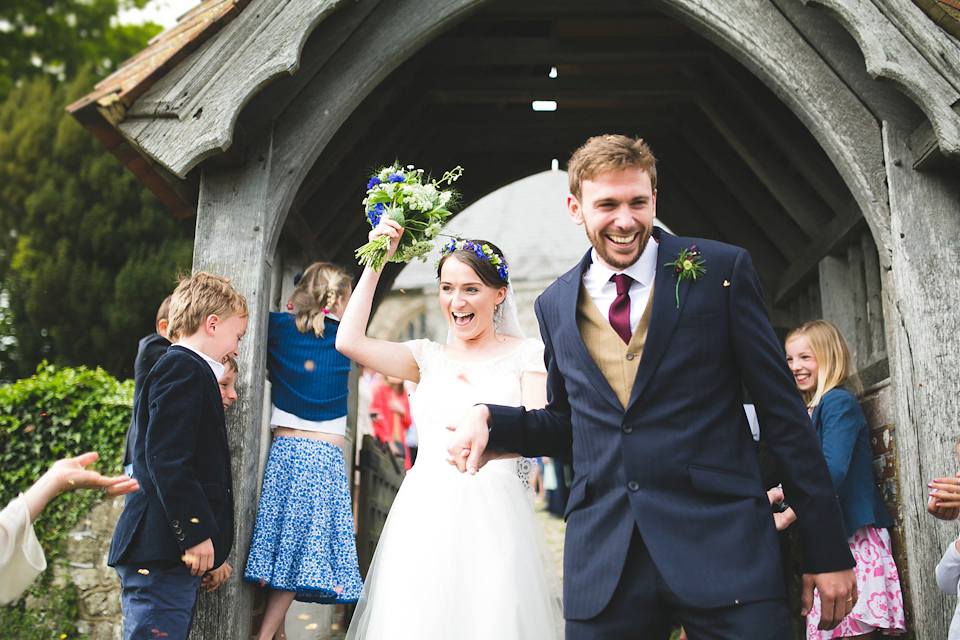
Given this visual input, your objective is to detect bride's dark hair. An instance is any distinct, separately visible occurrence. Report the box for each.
[436,238,509,289]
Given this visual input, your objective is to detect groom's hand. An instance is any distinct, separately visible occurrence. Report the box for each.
[446,404,493,474]
[801,569,857,629]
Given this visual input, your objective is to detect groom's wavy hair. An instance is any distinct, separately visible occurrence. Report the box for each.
[785,319,862,408]
[436,238,509,290]
[567,134,658,200]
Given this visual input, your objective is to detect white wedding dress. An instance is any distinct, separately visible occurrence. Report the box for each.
[346,338,564,639]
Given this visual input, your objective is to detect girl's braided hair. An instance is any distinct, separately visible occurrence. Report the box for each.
[289,262,353,337]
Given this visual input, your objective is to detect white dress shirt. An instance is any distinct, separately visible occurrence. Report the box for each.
[174,342,226,381]
[582,239,659,336]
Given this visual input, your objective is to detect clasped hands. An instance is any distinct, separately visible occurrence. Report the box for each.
[445,404,497,473]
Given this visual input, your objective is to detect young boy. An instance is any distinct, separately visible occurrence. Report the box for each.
[108,272,247,640]
[122,294,173,476]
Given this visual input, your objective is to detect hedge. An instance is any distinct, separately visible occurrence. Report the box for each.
[0,363,132,638]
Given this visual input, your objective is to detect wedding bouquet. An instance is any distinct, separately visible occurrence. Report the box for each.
[355,163,464,271]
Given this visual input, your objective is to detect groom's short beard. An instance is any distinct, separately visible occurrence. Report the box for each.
[589,225,653,270]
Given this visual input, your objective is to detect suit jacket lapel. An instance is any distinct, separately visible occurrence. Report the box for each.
[558,250,624,413]
[627,230,689,409]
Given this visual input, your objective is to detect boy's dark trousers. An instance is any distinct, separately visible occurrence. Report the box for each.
[116,564,202,640]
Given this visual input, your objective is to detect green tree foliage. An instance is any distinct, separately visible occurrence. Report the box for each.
[0,71,194,381]
[0,363,132,638]
[0,0,162,97]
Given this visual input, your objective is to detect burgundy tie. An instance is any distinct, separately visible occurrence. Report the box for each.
[609,274,633,343]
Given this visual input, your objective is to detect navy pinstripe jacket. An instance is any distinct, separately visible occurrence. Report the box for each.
[488,229,853,619]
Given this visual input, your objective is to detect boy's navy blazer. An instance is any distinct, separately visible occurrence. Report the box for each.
[109,345,234,569]
[488,229,854,619]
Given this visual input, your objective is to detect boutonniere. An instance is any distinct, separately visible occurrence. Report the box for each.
[665,246,706,308]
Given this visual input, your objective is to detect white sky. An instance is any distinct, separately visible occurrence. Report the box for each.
[117,0,199,28]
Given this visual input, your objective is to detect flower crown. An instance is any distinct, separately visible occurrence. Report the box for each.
[440,238,510,283]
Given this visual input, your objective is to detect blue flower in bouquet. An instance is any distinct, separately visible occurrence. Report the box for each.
[366,203,384,226]
[367,176,381,189]
[387,173,405,183]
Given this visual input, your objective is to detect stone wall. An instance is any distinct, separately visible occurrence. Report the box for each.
[45,496,126,640]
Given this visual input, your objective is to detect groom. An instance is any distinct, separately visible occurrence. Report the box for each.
[448,135,856,639]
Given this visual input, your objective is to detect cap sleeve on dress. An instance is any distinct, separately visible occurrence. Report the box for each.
[520,338,546,374]
[403,339,433,369]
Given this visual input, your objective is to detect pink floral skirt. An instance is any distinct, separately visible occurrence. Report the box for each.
[806,525,906,638]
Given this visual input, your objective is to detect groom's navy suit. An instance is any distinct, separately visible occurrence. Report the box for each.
[488,229,853,621]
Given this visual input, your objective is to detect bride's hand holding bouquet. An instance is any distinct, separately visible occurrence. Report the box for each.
[355,163,463,271]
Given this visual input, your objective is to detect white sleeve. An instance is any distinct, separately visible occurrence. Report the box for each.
[520,338,547,374]
[0,494,47,605]
[403,339,433,370]
[936,538,960,594]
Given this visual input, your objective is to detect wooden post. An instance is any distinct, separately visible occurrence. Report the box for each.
[882,124,960,639]
[188,132,278,640]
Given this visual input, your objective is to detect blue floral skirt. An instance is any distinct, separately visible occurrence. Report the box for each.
[244,437,362,603]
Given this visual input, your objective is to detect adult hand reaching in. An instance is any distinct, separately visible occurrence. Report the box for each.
[24,452,139,521]
[928,472,960,519]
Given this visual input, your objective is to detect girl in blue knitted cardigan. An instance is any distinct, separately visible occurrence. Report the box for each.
[245,262,362,640]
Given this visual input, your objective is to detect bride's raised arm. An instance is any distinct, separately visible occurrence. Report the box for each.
[336,219,420,383]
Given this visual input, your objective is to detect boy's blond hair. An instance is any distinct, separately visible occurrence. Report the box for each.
[567,134,658,200]
[167,272,248,342]
[785,319,862,408]
[289,262,352,337]
[156,294,173,326]
[223,356,238,374]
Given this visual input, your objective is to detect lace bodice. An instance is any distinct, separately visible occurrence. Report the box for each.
[403,338,546,471]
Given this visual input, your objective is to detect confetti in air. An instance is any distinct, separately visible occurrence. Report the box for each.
[304,360,316,372]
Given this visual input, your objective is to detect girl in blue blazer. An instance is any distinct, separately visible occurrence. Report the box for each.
[784,320,905,639]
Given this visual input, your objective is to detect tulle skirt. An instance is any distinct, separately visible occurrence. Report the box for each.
[244,437,362,604]
[345,457,563,639]
[806,525,906,638]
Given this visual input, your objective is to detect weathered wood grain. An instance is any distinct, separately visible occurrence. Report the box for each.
[188,131,277,640]
[652,0,892,264]
[120,0,349,177]
[883,123,960,640]
[804,0,960,156]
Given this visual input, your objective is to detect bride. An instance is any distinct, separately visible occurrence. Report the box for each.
[337,219,563,639]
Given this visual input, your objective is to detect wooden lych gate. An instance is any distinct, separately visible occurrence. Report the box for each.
[67,1,960,638]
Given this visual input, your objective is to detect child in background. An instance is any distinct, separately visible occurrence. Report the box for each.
[244,263,362,640]
[122,294,172,476]
[219,357,239,412]
[935,436,960,640]
[109,272,248,640]
[784,320,905,639]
